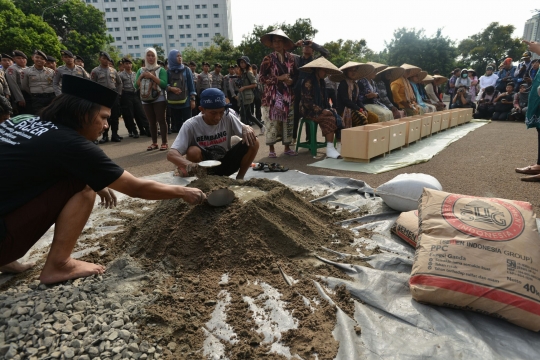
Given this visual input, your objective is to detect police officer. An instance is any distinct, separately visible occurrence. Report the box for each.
[53,50,90,96]
[45,56,57,71]
[211,63,224,92]
[196,61,212,96]
[74,55,85,69]
[1,53,13,73]
[0,55,12,99]
[188,61,199,117]
[119,57,150,138]
[91,51,123,143]
[5,50,28,115]
[21,50,55,115]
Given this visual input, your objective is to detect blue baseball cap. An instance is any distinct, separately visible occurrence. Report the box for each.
[199,88,232,109]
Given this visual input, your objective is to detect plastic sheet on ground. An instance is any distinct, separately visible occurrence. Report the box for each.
[308,120,490,174]
[6,170,540,359]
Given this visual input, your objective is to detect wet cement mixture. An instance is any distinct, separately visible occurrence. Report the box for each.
[1,176,373,360]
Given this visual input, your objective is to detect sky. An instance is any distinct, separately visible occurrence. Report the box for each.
[230,0,538,52]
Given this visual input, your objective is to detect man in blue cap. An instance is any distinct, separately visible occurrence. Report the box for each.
[0,75,205,284]
[167,88,259,180]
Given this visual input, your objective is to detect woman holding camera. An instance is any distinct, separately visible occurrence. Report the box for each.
[451,85,475,110]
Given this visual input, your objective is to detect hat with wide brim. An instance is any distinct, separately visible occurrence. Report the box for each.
[416,70,427,81]
[367,62,389,75]
[329,62,375,82]
[433,75,448,85]
[374,66,405,82]
[299,57,342,76]
[422,75,434,84]
[401,63,421,78]
[62,75,118,109]
[260,29,295,51]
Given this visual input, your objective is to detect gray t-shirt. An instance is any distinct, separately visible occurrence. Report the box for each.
[171,112,243,158]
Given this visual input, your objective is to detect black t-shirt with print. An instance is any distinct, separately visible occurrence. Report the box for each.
[0,115,124,216]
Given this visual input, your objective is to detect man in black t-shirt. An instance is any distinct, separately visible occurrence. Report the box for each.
[0,75,205,284]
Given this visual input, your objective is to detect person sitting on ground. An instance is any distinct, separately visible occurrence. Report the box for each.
[516,51,533,85]
[473,86,498,119]
[167,88,259,180]
[451,85,475,110]
[391,64,423,116]
[496,58,517,93]
[0,75,205,283]
[491,82,515,120]
[411,71,436,113]
[477,66,499,101]
[508,83,529,121]
[298,57,342,158]
[357,63,394,121]
[424,75,447,111]
[375,66,405,119]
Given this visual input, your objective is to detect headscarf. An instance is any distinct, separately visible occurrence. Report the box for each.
[144,47,159,70]
[167,49,184,71]
[503,58,513,66]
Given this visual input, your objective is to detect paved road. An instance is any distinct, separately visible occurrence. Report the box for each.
[102,120,540,214]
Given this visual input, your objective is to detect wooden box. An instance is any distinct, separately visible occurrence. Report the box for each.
[420,115,433,138]
[449,111,459,128]
[464,108,473,123]
[431,113,442,134]
[440,111,450,130]
[377,120,407,152]
[457,109,467,125]
[398,117,421,145]
[341,125,390,162]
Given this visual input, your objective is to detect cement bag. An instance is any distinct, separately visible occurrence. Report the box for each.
[376,173,442,212]
[391,210,419,247]
[410,188,540,331]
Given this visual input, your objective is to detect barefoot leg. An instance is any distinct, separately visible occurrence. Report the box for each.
[0,261,35,274]
[40,186,105,284]
[237,139,259,180]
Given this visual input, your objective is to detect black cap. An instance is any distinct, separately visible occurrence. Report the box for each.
[118,59,123,65]
[1,53,13,60]
[46,56,57,62]
[33,50,47,60]
[188,61,197,66]
[12,50,27,59]
[202,61,210,66]
[74,55,84,62]
[214,63,222,68]
[121,57,132,64]
[60,50,74,58]
[62,75,118,109]
[99,51,112,62]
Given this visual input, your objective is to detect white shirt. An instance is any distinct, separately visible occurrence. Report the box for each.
[478,74,498,90]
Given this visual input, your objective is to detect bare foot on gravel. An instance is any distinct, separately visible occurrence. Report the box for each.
[0,261,35,274]
[39,258,105,284]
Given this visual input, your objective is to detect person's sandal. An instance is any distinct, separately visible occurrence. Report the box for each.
[268,152,277,158]
[160,143,168,151]
[264,163,289,173]
[253,162,267,171]
[147,143,159,151]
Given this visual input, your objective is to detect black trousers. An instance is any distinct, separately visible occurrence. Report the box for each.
[239,103,264,129]
[30,93,55,116]
[170,106,192,132]
[253,96,262,120]
[103,98,121,136]
[121,91,149,134]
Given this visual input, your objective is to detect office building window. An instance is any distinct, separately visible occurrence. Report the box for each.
[112,8,117,11]
[142,34,162,38]
[198,42,203,47]
[127,36,132,40]
[105,8,110,12]
[167,16,172,19]
[180,43,186,47]
[117,45,122,49]
[186,34,191,38]
[197,33,202,37]
[93,0,97,3]
[203,14,208,18]
[143,43,163,47]
[184,5,189,9]
[195,5,200,9]
[131,17,136,20]
[132,26,137,30]
[196,14,201,19]
[170,43,175,47]
[168,25,173,29]
[139,5,158,9]
[169,35,174,39]
[113,18,118,22]
[185,15,190,19]
[104,0,109,2]
[114,27,120,31]
[177,5,182,9]
[166,6,171,10]
[197,24,202,28]
[126,26,131,30]
[128,45,133,49]
[106,18,112,22]
[203,24,208,28]
[204,33,209,37]
[134,36,139,40]
[215,33,220,36]
[116,37,121,41]
[186,24,191,28]
[180,34,185,38]
[130,7,134,11]
[141,24,161,28]
[135,53,141,57]
[135,45,140,49]
[178,15,183,19]
[179,25,184,29]
[202,4,207,8]
[107,27,113,31]
[214,14,219,18]
[214,23,219,27]
[111,0,116,2]
[140,15,160,19]
[124,17,129,21]
[213,4,218,8]
[204,42,210,46]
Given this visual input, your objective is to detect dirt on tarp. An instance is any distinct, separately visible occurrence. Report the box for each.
[107,176,370,359]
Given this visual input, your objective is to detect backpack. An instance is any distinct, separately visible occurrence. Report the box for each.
[140,67,161,102]
[167,68,188,105]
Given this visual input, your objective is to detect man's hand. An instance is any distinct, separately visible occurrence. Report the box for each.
[242,125,257,146]
[169,87,181,95]
[190,100,196,109]
[97,188,117,208]
[182,187,206,205]
[523,40,540,55]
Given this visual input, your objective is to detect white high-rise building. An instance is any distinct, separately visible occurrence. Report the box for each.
[523,13,540,59]
[84,0,233,58]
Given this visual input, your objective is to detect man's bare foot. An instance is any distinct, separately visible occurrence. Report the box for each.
[0,261,35,274]
[39,258,105,284]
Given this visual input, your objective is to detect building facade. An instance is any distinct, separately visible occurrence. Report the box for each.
[523,13,540,59]
[85,0,233,58]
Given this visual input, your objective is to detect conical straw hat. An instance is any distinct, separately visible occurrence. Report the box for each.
[375,66,405,82]
[299,57,342,76]
[422,74,434,84]
[329,62,375,82]
[417,70,428,81]
[260,29,295,51]
[401,63,421,78]
[433,75,448,85]
[367,62,389,74]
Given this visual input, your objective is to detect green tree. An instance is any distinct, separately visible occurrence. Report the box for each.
[13,0,112,71]
[457,22,526,75]
[385,28,458,76]
[237,18,318,68]
[323,39,374,68]
[0,0,62,62]
[178,36,243,74]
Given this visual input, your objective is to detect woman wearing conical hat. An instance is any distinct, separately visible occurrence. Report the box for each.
[374,66,405,119]
[357,62,394,121]
[391,64,422,116]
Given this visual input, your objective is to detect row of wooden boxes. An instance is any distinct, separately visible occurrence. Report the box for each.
[341,108,473,162]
